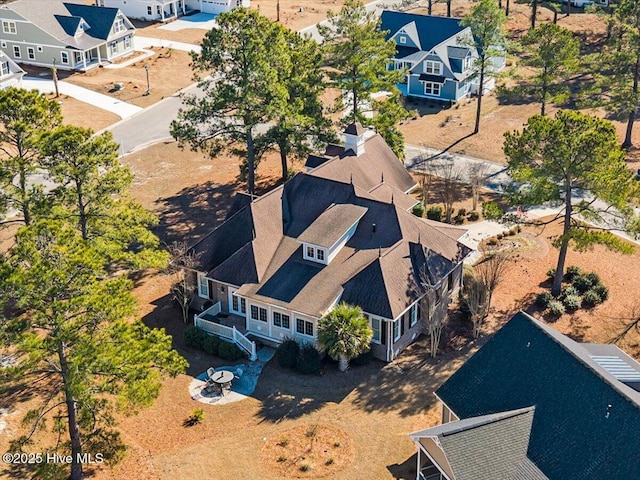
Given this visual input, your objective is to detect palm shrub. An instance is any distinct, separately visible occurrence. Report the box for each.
[572,274,595,293]
[582,290,602,308]
[592,283,609,301]
[563,294,582,312]
[548,300,566,317]
[317,302,373,372]
[563,265,581,282]
[535,292,552,308]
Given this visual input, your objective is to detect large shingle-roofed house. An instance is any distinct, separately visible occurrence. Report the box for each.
[191,124,470,362]
[410,311,640,479]
[0,0,135,71]
[380,10,505,103]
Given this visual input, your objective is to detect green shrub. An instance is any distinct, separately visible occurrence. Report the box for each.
[563,294,582,312]
[184,326,208,349]
[202,334,220,356]
[572,274,595,293]
[548,300,566,317]
[412,202,425,218]
[563,266,581,282]
[453,214,465,225]
[582,289,602,308]
[296,344,322,375]
[276,338,300,369]
[426,206,443,221]
[535,292,553,308]
[184,408,205,426]
[560,285,579,299]
[457,208,467,217]
[467,210,480,221]
[548,301,565,317]
[507,228,516,236]
[218,340,244,361]
[482,201,504,221]
[496,233,503,240]
[352,348,373,366]
[592,283,609,301]
[546,268,557,281]
[586,272,601,286]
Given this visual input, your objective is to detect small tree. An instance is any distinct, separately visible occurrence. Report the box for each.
[520,23,580,116]
[474,250,510,314]
[504,111,640,296]
[433,160,464,223]
[462,0,507,134]
[462,276,488,338]
[317,302,372,372]
[468,162,491,212]
[166,241,200,323]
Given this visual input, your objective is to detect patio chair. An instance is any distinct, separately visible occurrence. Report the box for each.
[234,367,243,379]
[207,367,216,378]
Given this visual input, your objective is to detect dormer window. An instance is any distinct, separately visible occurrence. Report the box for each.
[298,203,368,265]
[425,60,442,75]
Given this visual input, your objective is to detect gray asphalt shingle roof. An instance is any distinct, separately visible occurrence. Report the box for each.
[411,408,544,480]
[298,203,368,248]
[436,311,640,480]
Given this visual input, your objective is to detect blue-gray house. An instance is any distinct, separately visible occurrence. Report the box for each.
[380,11,505,102]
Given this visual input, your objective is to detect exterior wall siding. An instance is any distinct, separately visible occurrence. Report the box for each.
[99,0,183,21]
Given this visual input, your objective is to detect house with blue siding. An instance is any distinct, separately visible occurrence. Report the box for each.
[380,11,505,103]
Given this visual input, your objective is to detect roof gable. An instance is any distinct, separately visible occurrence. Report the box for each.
[436,312,640,480]
[380,11,467,53]
[391,21,421,50]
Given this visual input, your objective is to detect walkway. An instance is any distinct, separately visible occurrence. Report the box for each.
[135,35,201,54]
[158,12,217,31]
[22,77,142,120]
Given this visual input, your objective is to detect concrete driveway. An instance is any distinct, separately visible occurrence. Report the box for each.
[158,12,218,31]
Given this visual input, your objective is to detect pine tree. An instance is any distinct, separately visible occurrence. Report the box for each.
[170,9,290,197]
[0,88,62,225]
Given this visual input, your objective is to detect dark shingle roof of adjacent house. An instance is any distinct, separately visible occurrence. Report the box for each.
[298,203,368,248]
[410,408,546,480]
[436,311,640,480]
[368,182,419,211]
[380,11,467,53]
[5,0,125,49]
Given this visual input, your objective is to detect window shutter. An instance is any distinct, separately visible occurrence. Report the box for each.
[381,321,387,345]
[401,313,406,336]
[208,280,215,299]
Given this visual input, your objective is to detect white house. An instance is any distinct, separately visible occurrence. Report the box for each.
[96,0,249,22]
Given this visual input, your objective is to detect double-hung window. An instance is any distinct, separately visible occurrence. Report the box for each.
[2,21,16,35]
[251,305,267,322]
[273,312,291,329]
[259,307,267,322]
[197,273,209,298]
[393,319,401,341]
[250,305,259,321]
[410,303,418,327]
[27,47,35,60]
[13,46,21,59]
[0,61,8,77]
[109,42,117,56]
[424,60,442,75]
[124,35,131,50]
[113,18,125,33]
[306,246,315,258]
[424,82,441,96]
[371,317,381,343]
[316,249,325,261]
[296,318,313,337]
[61,51,69,64]
[147,5,153,15]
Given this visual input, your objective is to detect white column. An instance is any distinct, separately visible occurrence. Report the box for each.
[96,47,101,65]
[82,51,87,71]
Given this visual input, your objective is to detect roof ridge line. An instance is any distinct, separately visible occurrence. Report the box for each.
[439,406,536,438]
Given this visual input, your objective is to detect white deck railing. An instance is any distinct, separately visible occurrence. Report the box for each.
[194,303,257,361]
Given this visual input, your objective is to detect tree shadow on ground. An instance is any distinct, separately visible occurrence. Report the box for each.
[253,360,373,423]
[153,181,238,246]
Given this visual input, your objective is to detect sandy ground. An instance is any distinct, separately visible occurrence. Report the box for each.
[50,93,121,132]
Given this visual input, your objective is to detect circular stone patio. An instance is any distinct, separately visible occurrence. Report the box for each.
[189,346,275,406]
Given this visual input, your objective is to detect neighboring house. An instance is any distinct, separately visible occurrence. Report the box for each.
[0,0,136,71]
[410,311,640,480]
[190,124,471,362]
[96,0,248,21]
[380,11,506,103]
[0,50,24,89]
[183,0,249,16]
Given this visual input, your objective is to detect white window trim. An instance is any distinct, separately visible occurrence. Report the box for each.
[2,21,17,35]
[60,51,69,64]
[109,42,117,56]
[147,5,153,15]
[424,81,441,96]
[124,35,131,49]
[27,47,35,60]
[410,303,418,327]
[424,60,443,75]
[0,61,9,77]
[399,36,406,44]
[371,317,381,344]
[316,248,325,261]
[197,273,209,298]
[393,319,401,341]
[1,41,6,48]
[272,310,291,329]
[296,318,314,338]
[113,18,125,34]
[37,45,43,52]
[13,46,21,59]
